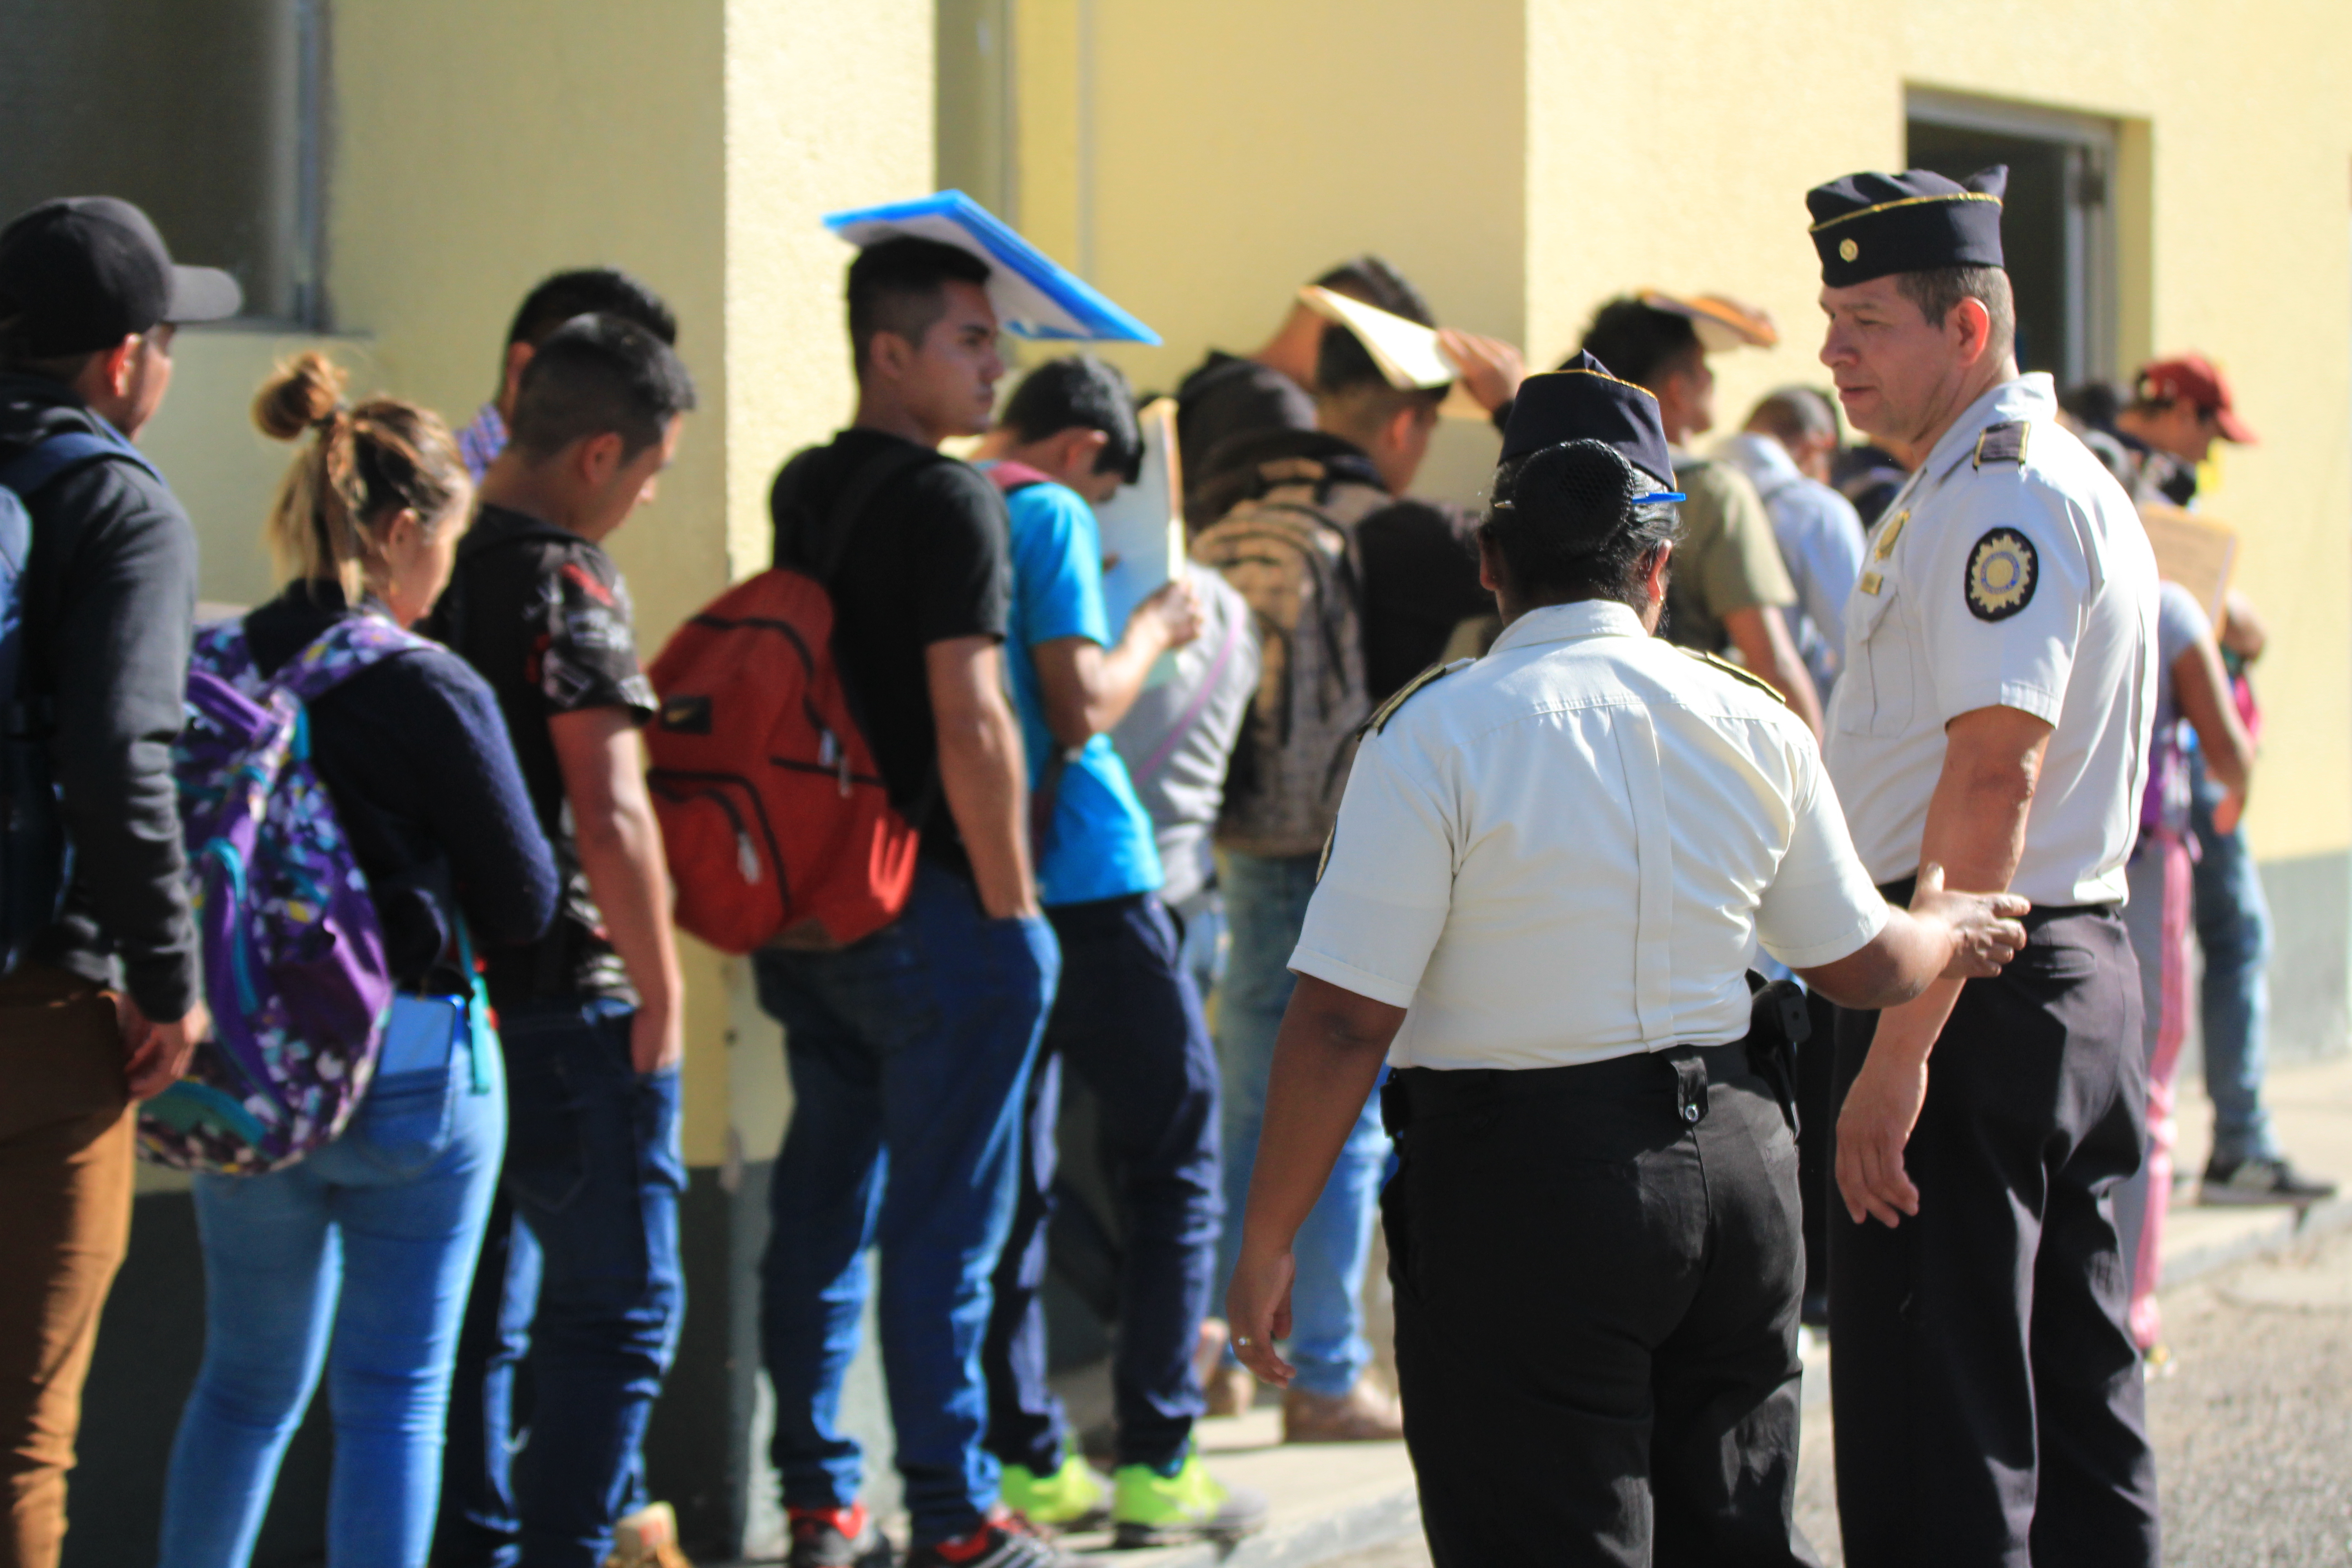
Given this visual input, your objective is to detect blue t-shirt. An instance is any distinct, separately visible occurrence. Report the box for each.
[993,470,1165,906]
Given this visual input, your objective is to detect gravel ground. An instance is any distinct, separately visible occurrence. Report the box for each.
[1326,1221,2352,1566]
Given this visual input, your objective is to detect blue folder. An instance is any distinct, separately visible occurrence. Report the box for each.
[823,190,1160,345]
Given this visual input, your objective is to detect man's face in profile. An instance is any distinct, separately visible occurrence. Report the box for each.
[901,280,1005,439]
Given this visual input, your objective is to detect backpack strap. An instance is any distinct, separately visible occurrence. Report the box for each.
[1129,587,1247,789]
[0,424,165,503]
[986,459,1056,498]
[269,616,434,709]
[772,440,950,585]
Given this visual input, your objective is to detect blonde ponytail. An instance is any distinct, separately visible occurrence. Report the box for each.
[252,353,471,604]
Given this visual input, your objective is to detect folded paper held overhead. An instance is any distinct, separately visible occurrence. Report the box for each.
[1091,397,1187,690]
[1638,290,1779,353]
[1297,285,1489,419]
[823,189,1161,344]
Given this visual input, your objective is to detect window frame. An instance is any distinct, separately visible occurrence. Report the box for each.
[1907,87,2119,387]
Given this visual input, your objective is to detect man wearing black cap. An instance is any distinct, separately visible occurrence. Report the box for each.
[0,196,238,1567]
[1807,167,2165,1567]
[1223,353,2033,1566]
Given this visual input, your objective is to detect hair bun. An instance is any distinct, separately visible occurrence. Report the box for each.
[1512,439,1641,522]
[252,351,350,442]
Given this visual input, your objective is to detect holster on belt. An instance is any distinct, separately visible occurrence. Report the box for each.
[1744,971,1810,1136]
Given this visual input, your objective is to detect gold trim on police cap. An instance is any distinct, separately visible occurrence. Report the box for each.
[1808,190,2004,235]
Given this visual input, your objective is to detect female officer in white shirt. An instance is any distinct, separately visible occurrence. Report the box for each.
[1225,357,2031,1568]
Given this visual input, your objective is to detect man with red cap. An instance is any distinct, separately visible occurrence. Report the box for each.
[2098,353,2258,507]
[2098,358,2332,1207]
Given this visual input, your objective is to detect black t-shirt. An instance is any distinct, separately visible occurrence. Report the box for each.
[770,430,1012,878]
[1193,428,1490,703]
[421,505,656,1009]
[1173,352,1315,526]
[244,585,558,993]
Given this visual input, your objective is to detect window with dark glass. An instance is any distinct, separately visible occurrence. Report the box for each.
[0,0,328,327]
[1907,90,2117,388]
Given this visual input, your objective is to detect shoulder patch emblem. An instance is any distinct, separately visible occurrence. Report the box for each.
[1362,657,1472,738]
[1974,421,2030,468]
[1964,528,2038,621]
[1678,646,1788,707]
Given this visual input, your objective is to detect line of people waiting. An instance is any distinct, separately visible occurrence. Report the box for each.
[0,181,2326,1568]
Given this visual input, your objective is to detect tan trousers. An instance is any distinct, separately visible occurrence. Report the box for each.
[0,965,132,1568]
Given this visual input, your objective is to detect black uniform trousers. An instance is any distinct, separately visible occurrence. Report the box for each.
[1382,1043,1823,1568]
[1829,898,2160,1568]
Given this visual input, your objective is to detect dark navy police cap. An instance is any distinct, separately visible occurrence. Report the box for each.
[1807,166,2007,288]
[1498,351,1684,499]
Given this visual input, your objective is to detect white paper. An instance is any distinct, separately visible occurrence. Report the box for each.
[1090,397,1186,687]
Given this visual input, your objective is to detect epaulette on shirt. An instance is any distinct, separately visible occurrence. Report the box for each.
[1974,420,2030,468]
[1678,645,1788,707]
[1361,657,1474,738]
[1323,657,1471,882]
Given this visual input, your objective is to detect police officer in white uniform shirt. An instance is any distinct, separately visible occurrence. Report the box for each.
[1808,166,2164,1568]
[1223,355,2031,1568]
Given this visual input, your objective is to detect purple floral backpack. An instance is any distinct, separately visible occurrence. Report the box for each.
[138,614,429,1173]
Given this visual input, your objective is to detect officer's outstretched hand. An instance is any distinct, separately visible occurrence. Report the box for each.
[1226,1243,1299,1388]
[1910,862,2031,978]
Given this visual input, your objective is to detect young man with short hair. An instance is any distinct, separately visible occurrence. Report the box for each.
[1581,298,1825,738]
[0,193,233,1568]
[1192,324,1492,1443]
[426,314,697,1568]
[756,237,1065,1568]
[457,268,679,480]
[967,356,1266,1546]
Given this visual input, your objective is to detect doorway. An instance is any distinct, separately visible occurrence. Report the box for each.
[1907,89,2118,388]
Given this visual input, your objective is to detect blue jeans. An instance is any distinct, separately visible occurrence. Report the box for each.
[983,893,1222,1473]
[162,999,505,1568]
[754,859,1058,1547]
[2190,751,2278,1163]
[1213,850,1388,1398]
[436,998,686,1568]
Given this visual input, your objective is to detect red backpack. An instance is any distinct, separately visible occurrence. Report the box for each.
[645,444,938,952]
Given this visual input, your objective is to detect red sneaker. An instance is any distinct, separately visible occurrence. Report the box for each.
[787,1501,893,1568]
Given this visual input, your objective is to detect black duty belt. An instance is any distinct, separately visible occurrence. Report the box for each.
[1383,975,1811,1138]
[1876,873,2115,926]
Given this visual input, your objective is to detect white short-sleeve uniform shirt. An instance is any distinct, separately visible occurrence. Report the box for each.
[1290,600,1891,1072]
[1825,374,2160,907]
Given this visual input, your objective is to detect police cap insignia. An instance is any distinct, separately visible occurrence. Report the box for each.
[1964,529,2038,622]
[1974,421,2029,468]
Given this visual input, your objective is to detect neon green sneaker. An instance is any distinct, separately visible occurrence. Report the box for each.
[999,1452,1108,1533]
[1111,1452,1269,1548]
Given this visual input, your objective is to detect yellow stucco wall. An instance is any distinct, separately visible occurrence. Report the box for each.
[140,0,933,1169]
[1008,0,1529,504]
[997,0,2351,866]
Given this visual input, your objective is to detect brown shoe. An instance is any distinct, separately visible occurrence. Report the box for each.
[1281,1377,1403,1442]
[1204,1357,1258,1417]
[605,1501,694,1567]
